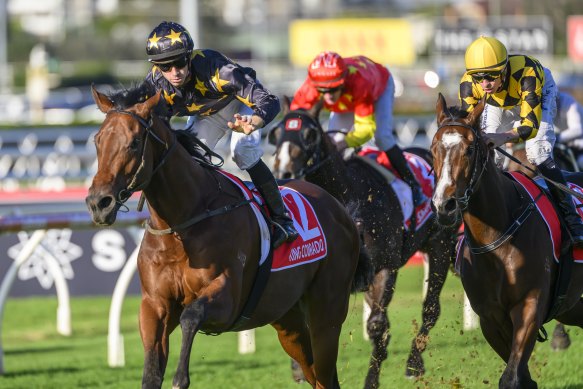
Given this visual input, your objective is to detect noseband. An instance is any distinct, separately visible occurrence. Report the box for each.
[105,109,176,209]
[436,121,489,210]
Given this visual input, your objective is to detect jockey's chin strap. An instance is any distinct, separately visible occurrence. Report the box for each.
[107,109,177,211]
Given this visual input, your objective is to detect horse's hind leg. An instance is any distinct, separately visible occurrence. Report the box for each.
[405,242,452,378]
[172,299,207,389]
[365,268,398,389]
[272,304,317,386]
[139,297,180,389]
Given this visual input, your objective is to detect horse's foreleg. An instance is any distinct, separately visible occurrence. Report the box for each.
[405,249,449,378]
[172,299,206,389]
[364,268,397,389]
[140,298,179,389]
[499,299,540,389]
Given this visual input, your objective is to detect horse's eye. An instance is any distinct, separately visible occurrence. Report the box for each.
[467,145,475,155]
[129,138,141,151]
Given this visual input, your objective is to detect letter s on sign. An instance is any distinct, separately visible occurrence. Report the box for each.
[92,230,127,272]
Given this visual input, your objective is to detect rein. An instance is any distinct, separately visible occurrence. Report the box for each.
[495,146,583,201]
[109,109,253,235]
[107,109,177,209]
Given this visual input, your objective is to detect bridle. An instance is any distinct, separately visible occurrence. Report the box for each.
[436,120,538,254]
[275,111,333,179]
[435,121,489,211]
[105,108,177,210]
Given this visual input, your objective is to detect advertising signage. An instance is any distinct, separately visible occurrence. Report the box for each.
[433,18,552,56]
[0,227,142,297]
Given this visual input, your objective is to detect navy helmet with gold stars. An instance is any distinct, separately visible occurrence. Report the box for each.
[146,21,194,63]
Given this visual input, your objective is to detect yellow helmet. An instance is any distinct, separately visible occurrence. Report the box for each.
[465,36,508,74]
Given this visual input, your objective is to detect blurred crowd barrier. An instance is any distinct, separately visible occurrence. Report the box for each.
[0,116,436,192]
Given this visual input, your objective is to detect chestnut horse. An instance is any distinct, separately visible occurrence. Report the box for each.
[431,93,583,388]
[270,100,458,388]
[86,86,366,389]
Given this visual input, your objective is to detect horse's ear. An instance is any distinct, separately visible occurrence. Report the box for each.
[267,126,281,146]
[308,98,324,119]
[435,93,451,126]
[464,96,485,128]
[281,95,291,115]
[92,84,114,113]
[136,91,162,117]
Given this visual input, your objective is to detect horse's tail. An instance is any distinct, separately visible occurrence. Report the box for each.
[346,200,375,293]
[352,241,374,293]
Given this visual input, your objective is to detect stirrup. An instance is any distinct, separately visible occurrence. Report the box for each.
[271,220,299,249]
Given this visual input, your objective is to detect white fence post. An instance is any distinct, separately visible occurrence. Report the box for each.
[0,229,47,374]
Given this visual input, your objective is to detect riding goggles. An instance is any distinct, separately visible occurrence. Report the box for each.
[317,87,340,94]
[471,71,502,82]
[155,56,189,72]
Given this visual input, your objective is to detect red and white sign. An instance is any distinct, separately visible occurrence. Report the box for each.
[272,187,327,271]
[568,16,583,62]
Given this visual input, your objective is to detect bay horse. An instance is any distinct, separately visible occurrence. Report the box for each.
[270,99,459,388]
[85,85,367,389]
[431,93,583,388]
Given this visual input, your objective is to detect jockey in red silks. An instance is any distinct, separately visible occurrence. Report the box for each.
[291,51,427,207]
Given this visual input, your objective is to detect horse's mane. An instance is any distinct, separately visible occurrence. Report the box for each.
[103,83,221,168]
[104,81,170,118]
[445,105,471,122]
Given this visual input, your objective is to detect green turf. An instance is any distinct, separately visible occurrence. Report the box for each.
[1,266,581,388]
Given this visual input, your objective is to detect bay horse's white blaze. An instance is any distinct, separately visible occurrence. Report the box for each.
[433,132,463,209]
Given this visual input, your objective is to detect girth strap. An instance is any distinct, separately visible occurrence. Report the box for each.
[145,199,252,235]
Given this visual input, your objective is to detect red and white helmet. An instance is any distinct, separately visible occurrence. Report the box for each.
[308,51,347,89]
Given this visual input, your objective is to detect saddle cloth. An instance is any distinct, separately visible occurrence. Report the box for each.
[357,147,433,231]
[455,171,583,269]
[218,170,328,271]
[509,171,583,263]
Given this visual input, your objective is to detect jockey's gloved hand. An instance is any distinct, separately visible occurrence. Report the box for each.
[483,131,519,148]
[330,132,348,152]
[228,114,264,135]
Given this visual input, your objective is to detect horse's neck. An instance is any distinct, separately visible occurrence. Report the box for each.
[306,149,353,204]
[144,150,218,229]
[464,165,517,242]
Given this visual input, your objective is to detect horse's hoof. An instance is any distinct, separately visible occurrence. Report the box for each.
[291,359,306,383]
[550,325,571,351]
[405,365,425,378]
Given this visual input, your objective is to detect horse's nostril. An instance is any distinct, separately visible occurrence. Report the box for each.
[97,196,114,210]
[444,199,457,213]
[283,172,292,179]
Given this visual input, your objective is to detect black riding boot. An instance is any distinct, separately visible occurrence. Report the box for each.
[247,160,299,249]
[538,158,583,247]
[385,145,427,208]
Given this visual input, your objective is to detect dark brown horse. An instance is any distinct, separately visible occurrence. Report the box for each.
[85,86,367,389]
[431,93,583,388]
[270,100,458,388]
